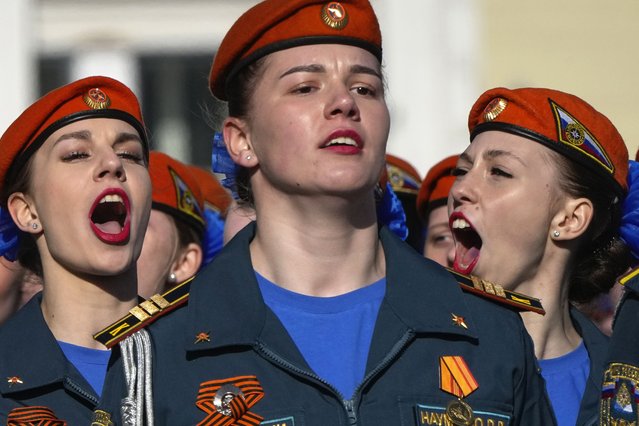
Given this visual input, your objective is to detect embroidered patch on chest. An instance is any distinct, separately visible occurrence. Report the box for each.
[260,416,295,426]
[415,403,510,426]
[601,363,639,425]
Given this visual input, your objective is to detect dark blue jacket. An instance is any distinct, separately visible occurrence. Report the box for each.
[0,293,126,425]
[149,224,556,425]
[599,268,639,426]
[571,306,609,426]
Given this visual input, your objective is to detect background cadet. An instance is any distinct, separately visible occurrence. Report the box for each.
[142,1,555,424]
[417,154,459,267]
[449,87,635,425]
[0,76,152,424]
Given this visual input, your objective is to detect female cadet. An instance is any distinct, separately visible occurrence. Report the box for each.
[137,151,207,299]
[417,154,459,267]
[448,87,635,426]
[0,76,152,424]
[131,1,555,424]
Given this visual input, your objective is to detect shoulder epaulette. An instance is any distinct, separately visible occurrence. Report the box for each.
[447,268,545,315]
[93,276,194,348]
[618,266,639,288]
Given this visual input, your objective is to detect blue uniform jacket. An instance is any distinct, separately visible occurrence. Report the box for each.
[0,293,126,425]
[599,269,639,425]
[149,223,556,425]
[571,306,609,426]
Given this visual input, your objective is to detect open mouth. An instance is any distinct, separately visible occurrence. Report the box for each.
[450,212,482,274]
[321,130,363,154]
[89,189,131,244]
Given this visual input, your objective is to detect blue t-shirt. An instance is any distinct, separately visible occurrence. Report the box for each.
[58,341,111,397]
[257,272,385,398]
[538,341,590,426]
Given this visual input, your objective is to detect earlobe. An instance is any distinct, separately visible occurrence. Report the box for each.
[223,117,258,167]
[552,197,593,240]
[169,243,203,284]
[7,192,40,234]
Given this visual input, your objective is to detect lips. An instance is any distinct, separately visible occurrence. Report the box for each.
[89,188,131,244]
[449,212,482,274]
[321,129,363,154]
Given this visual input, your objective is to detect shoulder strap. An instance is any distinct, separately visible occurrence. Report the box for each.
[446,268,545,315]
[93,276,193,348]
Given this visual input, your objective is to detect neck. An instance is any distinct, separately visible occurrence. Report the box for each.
[40,267,138,349]
[250,192,385,297]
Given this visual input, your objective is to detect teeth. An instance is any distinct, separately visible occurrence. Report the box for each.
[451,218,471,230]
[99,194,124,204]
[325,137,357,147]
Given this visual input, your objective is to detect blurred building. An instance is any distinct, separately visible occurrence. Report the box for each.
[1,0,638,173]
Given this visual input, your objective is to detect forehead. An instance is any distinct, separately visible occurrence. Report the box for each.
[45,118,140,144]
[264,43,382,73]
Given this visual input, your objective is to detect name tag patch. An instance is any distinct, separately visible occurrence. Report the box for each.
[416,403,510,426]
[261,416,295,426]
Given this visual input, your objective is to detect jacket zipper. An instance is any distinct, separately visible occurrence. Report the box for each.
[64,377,99,405]
[256,329,415,425]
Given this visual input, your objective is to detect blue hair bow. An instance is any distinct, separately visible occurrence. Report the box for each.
[620,160,639,259]
[377,182,408,241]
[0,207,20,261]
[211,132,239,200]
[201,207,225,267]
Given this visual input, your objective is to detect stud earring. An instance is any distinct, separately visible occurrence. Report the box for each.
[552,230,560,238]
[245,154,252,161]
[168,273,177,284]
[31,223,38,230]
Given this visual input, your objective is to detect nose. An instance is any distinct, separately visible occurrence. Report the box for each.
[94,149,126,182]
[325,84,360,121]
[446,240,456,268]
[449,171,478,208]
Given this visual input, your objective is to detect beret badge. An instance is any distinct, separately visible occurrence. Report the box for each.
[321,2,349,30]
[483,97,508,122]
[83,87,111,110]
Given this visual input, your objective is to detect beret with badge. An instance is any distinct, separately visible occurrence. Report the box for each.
[468,87,628,196]
[417,154,460,223]
[0,75,148,200]
[209,0,383,101]
[148,151,206,237]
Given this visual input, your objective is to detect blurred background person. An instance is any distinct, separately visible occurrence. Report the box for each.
[417,154,459,267]
[0,257,25,325]
[384,154,422,252]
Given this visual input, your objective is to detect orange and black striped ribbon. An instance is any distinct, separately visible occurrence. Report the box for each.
[7,406,66,426]
[439,356,479,398]
[196,375,264,426]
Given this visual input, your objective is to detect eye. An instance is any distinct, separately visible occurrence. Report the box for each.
[430,232,453,246]
[117,150,145,164]
[62,151,89,161]
[451,167,467,177]
[491,167,512,178]
[352,85,376,97]
[290,84,317,95]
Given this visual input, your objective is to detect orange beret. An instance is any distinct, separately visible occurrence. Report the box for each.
[149,151,206,235]
[417,154,459,221]
[468,87,628,195]
[209,0,382,101]
[187,165,232,219]
[0,76,147,199]
[385,154,421,195]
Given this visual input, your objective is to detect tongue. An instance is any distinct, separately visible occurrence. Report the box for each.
[457,246,480,271]
[94,220,122,235]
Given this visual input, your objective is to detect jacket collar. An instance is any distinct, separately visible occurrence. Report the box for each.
[184,222,476,353]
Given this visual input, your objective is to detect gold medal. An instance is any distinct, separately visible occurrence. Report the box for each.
[446,398,474,426]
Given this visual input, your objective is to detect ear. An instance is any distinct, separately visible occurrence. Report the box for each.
[223,116,258,168]
[170,242,203,284]
[7,192,41,235]
[551,197,593,241]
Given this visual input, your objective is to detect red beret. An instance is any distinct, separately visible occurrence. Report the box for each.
[0,76,147,199]
[209,0,382,101]
[416,154,459,221]
[187,166,232,219]
[149,151,206,235]
[468,87,628,195]
[385,154,421,195]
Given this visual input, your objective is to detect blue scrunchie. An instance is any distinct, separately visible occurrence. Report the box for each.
[211,132,240,200]
[620,160,639,258]
[377,182,408,241]
[0,207,20,261]
[201,208,225,267]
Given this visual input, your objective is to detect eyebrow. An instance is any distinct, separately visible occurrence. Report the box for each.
[459,148,526,166]
[114,132,143,146]
[53,130,142,146]
[279,64,382,80]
